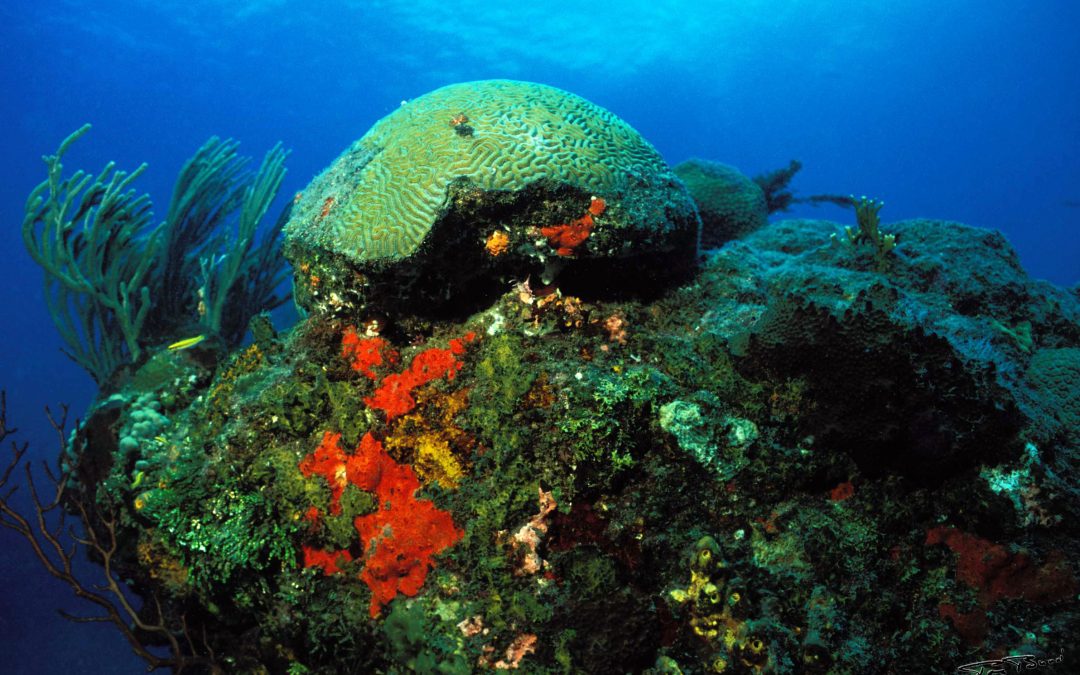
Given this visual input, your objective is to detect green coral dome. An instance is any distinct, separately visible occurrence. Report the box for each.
[284,80,699,318]
[286,79,677,262]
[674,159,767,248]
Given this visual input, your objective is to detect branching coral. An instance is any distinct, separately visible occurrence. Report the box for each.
[0,392,222,672]
[149,135,291,346]
[752,159,803,214]
[843,195,896,271]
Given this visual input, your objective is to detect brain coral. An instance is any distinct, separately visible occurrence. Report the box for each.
[289,80,677,260]
[285,80,699,316]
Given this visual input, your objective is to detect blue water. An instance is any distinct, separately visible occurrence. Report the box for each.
[1,1,1077,671]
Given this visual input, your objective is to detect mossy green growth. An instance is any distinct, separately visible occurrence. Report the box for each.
[553,629,577,672]
[323,484,378,549]
[252,443,329,514]
[470,333,535,418]
[297,580,380,669]
[558,366,674,474]
[556,546,618,601]
[452,472,539,579]
[464,332,536,468]
[150,486,298,587]
[382,599,471,674]
[323,379,374,448]
[252,370,330,437]
[129,423,299,591]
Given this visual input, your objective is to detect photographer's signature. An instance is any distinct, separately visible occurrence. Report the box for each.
[956,649,1065,674]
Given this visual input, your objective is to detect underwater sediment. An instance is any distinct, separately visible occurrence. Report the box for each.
[12,81,1080,673]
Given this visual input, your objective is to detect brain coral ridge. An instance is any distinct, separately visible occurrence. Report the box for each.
[286,79,676,263]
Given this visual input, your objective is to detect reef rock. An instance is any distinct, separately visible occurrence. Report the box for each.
[42,137,1080,671]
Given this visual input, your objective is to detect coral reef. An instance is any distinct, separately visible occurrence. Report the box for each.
[300,431,464,618]
[7,86,1080,674]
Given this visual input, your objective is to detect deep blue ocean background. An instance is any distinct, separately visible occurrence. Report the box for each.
[1,1,1077,671]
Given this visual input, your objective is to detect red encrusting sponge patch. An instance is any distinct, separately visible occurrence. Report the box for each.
[299,431,464,617]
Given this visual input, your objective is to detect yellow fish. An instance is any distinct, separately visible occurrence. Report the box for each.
[167,335,206,351]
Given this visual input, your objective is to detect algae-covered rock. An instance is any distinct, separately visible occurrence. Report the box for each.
[674,158,767,248]
[285,80,699,319]
[22,119,1080,673]
[658,393,756,480]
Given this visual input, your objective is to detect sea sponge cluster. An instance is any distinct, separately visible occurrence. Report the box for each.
[118,393,168,454]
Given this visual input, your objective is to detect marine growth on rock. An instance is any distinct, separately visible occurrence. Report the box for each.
[7,81,1080,675]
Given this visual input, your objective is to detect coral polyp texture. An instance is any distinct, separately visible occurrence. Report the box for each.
[674,158,768,248]
[285,80,699,316]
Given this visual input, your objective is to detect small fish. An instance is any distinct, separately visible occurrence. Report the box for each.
[167,335,206,351]
[154,436,167,443]
[131,470,145,489]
